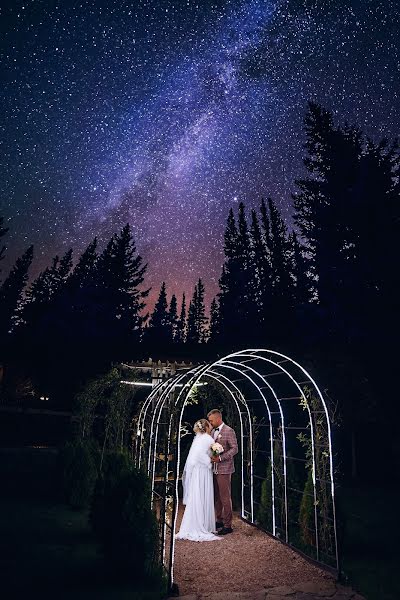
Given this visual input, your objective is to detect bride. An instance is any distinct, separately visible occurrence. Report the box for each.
[175,418,222,542]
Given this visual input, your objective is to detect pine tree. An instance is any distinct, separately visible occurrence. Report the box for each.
[290,231,312,305]
[67,238,98,288]
[267,198,294,305]
[0,245,34,342]
[150,282,169,329]
[187,279,208,344]
[93,224,149,353]
[293,103,362,317]
[186,299,197,344]
[175,293,187,344]
[208,297,220,343]
[48,239,99,349]
[21,248,73,329]
[195,278,208,343]
[218,207,244,344]
[237,202,258,331]
[249,207,271,328]
[169,294,179,342]
[111,224,149,332]
[147,282,172,347]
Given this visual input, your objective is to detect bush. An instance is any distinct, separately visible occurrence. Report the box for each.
[257,458,273,531]
[90,451,159,579]
[59,439,99,509]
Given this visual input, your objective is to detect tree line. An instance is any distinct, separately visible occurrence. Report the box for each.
[1,101,399,480]
[1,101,399,365]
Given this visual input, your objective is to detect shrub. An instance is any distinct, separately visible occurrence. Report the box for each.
[257,458,273,531]
[59,439,99,509]
[90,451,159,579]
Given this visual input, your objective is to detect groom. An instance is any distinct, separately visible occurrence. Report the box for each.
[207,409,238,535]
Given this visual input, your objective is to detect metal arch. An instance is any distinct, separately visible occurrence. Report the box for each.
[133,348,339,586]
[234,349,338,565]
[214,358,288,541]
[228,352,319,559]
[135,379,167,468]
[205,369,254,522]
[201,371,247,520]
[210,361,279,535]
[147,375,185,475]
[242,349,336,498]
[148,363,213,581]
[149,366,204,487]
[169,359,276,534]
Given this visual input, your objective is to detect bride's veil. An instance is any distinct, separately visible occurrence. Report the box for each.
[181,433,208,504]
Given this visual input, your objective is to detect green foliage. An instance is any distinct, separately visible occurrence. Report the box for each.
[75,367,135,463]
[299,468,315,547]
[257,458,273,531]
[90,452,159,578]
[59,439,100,509]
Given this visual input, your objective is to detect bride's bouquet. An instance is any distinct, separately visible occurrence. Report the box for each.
[211,442,224,473]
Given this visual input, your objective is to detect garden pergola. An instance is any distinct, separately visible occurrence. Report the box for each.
[132,349,338,590]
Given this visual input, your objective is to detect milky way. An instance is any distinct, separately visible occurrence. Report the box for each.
[1,0,399,309]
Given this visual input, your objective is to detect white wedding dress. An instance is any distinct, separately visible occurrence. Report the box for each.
[175,432,221,542]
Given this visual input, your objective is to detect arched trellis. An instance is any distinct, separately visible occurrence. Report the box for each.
[132,349,339,589]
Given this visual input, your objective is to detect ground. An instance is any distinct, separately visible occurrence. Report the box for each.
[172,511,365,600]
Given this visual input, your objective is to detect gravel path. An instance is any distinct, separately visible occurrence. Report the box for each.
[173,510,365,599]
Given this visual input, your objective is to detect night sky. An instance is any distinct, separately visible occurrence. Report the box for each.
[1,0,399,310]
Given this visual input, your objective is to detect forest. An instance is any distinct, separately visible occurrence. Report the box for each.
[1,102,399,483]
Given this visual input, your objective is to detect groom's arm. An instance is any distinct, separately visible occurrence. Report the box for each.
[220,428,238,462]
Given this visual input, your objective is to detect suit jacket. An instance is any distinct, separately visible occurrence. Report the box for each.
[212,424,238,475]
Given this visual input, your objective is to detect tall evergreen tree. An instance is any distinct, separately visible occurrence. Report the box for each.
[218,207,245,344]
[293,102,363,328]
[290,231,312,305]
[237,202,259,331]
[0,245,34,343]
[67,238,98,288]
[175,293,187,344]
[169,294,179,342]
[187,279,208,343]
[147,282,172,347]
[93,224,149,350]
[249,207,272,328]
[292,102,400,477]
[21,248,73,330]
[267,198,294,305]
[186,299,197,344]
[208,297,220,343]
[150,282,169,329]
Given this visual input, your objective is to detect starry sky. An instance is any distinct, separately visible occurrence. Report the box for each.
[1,0,399,310]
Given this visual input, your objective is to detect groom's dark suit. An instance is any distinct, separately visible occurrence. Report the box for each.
[212,423,238,529]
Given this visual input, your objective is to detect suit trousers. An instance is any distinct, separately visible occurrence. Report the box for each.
[214,473,232,528]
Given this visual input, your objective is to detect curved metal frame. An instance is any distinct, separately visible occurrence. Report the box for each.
[132,349,339,589]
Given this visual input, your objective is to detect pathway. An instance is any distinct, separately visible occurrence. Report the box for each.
[170,512,365,600]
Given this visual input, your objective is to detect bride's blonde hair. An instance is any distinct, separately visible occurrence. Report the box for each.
[193,418,210,434]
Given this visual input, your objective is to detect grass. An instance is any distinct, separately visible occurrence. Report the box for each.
[0,448,165,600]
[338,484,400,600]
